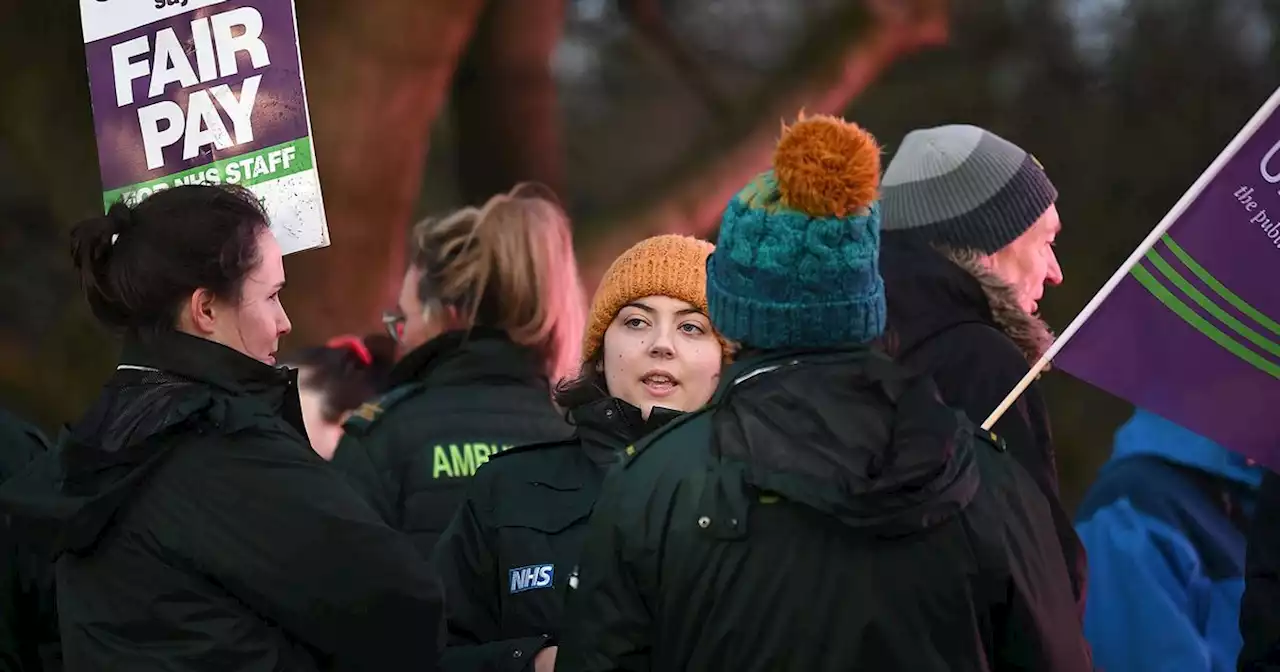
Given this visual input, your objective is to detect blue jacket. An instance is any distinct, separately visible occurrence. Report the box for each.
[1076,410,1263,672]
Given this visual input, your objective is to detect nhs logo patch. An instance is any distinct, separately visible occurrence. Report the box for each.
[509,564,555,594]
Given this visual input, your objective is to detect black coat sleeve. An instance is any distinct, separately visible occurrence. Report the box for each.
[162,431,445,671]
[920,324,1088,618]
[432,492,550,672]
[986,451,1094,672]
[0,529,59,672]
[555,476,652,672]
[0,411,60,672]
[0,525,28,672]
[1240,469,1280,670]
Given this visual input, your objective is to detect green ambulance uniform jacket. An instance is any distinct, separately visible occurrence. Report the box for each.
[431,397,680,672]
[555,348,1094,672]
[332,328,573,558]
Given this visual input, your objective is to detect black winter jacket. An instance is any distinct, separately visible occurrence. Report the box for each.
[333,328,572,558]
[432,398,679,672]
[556,349,1092,672]
[0,407,59,671]
[0,407,46,482]
[880,235,1088,615]
[0,332,443,671]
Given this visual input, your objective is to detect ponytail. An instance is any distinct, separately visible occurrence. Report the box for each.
[69,202,136,330]
[408,183,586,381]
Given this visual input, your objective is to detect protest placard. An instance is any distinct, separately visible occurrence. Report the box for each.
[79,0,328,255]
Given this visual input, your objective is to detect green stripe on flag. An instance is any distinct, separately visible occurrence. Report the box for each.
[1130,263,1280,379]
[1161,235,1280,339]
[1145,248,1280,359]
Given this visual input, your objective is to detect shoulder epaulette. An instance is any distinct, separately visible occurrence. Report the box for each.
[973,426,1007,453]
[343,383,426,434]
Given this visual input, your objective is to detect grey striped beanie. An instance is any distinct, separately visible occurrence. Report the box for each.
[880,124,1057,254]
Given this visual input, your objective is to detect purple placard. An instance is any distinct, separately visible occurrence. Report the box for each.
[83,0,309,191]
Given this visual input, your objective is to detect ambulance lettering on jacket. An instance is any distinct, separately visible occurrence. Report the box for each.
[509,564,555,594]
[431,443,513,479]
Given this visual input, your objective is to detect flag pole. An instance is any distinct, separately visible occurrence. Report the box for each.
[981,86,1280,431]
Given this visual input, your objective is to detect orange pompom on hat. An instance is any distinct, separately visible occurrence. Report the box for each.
[582,234,718,363]
[705,112,886,349]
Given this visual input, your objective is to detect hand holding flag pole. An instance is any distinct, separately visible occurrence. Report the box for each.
[982,86,1280,433]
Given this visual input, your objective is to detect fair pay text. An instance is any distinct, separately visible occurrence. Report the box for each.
[111,7,270,171]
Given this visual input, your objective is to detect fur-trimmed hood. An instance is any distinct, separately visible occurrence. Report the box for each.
[879,235,1055,367]
[938,248,1055,367]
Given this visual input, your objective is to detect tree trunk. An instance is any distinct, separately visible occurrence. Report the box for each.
[284,0,487,343]
[453,0,567,204]
[578,0,950,287]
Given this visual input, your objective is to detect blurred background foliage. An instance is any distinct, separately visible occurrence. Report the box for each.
[1,0,1277,508]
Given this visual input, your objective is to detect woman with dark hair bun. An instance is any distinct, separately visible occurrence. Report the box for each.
[281,333,396,460]
[0,184,444,671]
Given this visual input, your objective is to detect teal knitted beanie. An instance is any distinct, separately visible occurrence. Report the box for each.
[707,114,886,350]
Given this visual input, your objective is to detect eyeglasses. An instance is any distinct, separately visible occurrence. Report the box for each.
[382,311,406,344]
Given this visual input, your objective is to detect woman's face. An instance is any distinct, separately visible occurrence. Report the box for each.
[206,229,292,365]
[296,368,346,461]
[601,295,722,418]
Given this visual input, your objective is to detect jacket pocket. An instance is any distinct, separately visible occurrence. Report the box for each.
[490,483,595,634]
[491,482,595,535]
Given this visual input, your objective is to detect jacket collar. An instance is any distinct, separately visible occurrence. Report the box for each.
[570,397,683,462]
[120,330,293,396]
[117,330,304,438]
[880,235,1053,366]
[714,347,876,404]
[388,327,549,390]
[938,247,1055,366]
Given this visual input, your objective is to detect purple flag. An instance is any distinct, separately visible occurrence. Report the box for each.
[1046,89,1280,468]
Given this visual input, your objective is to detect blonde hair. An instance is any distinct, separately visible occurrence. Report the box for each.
[408,183,586,382]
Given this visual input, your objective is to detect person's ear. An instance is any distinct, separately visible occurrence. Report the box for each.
[977,251,1000,271]
[442,303,465,329]
[186,288,220,336]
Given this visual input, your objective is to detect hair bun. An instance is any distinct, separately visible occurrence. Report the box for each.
[69,207,132,329]
[105,201,139,243]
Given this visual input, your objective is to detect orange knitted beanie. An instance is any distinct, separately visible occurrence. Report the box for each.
[582,234,717,363]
